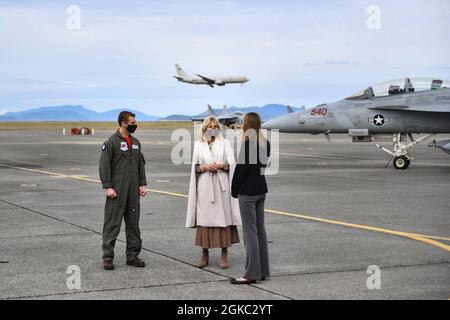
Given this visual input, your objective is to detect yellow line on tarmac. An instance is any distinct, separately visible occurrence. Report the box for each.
[265,209,450,249]
[402,233,450,242]
[2,164,450,253]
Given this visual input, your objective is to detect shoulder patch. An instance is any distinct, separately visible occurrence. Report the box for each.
[102,141,109,151]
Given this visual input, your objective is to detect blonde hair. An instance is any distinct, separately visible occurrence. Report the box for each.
[199,116,223,142]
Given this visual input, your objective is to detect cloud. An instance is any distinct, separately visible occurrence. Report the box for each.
[0,0,449,115]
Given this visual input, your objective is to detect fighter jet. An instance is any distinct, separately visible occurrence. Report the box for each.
[262,77,450,169]
[173,64,249,87]
[191,104,217,121]
[192,105,244,128]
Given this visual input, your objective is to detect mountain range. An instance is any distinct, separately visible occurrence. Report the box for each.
[0,105,159,122]
[0,104,299,122]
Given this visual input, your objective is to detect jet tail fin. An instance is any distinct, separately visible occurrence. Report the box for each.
[207,105,217,116]
[287,105,294,113]
[175,64,188,78]
[221,105,228,115]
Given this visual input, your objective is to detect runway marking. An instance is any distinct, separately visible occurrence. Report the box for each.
[265,209,450,252]
[274,151,346,160]
[1,163,450,253]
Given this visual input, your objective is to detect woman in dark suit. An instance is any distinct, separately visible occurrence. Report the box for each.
[230,112,271,284]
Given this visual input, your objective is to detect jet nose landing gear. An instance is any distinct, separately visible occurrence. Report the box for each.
[376,133,435,170]
[393,155,410,170]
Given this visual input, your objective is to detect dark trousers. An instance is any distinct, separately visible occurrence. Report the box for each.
[238,194,270,280]
[102,202,142,261]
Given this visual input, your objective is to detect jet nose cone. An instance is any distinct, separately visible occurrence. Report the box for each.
[262,113,298,132]
[262,117,281,130]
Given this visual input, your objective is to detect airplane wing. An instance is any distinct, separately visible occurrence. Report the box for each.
[216,115,239,121]
[191,116,207,122]
[196,74,216,84]
[368,104,450,113]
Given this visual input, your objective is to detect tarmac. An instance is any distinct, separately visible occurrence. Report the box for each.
[0,128,449,300]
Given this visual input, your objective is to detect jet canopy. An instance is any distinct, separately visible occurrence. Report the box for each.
[346,77,450,100]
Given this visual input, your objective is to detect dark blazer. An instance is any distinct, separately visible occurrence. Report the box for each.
[231,138,270,198]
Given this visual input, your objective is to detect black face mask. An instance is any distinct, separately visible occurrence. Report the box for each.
[127,124,137,133]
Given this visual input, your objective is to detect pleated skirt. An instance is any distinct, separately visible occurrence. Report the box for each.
[195,226,240,249]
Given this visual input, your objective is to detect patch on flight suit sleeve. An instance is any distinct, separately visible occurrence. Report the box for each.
[102,141,108,151]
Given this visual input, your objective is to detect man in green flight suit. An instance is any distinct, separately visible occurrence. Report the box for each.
[99,111,148,270]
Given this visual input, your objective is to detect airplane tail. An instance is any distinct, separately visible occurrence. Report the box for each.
[207,105,217,116]
[286,105,294,113]
[221,105,228,115]
[175,64,188,78]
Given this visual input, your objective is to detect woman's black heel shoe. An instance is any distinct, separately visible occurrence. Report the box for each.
[230,278,256,285]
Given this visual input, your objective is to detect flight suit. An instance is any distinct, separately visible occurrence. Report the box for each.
[99,130,147,261]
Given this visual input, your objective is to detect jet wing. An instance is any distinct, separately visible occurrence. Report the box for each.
[216,115,239,121]
[368,104,449,113]
[196,74,216,84]
[191,116,206,122]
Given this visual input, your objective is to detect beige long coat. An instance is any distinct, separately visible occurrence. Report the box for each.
[185,138,241,228]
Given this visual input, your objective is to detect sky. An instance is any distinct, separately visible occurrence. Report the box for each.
[0,0,449,117]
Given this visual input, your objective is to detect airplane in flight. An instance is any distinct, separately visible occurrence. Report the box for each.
[192,105,244,128]
[173,64,249,87]
[262,77,450,169]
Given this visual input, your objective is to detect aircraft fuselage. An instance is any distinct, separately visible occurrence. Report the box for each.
[263,89,450,134]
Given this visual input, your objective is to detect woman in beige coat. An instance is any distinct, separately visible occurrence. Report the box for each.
[186,116,241,269]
